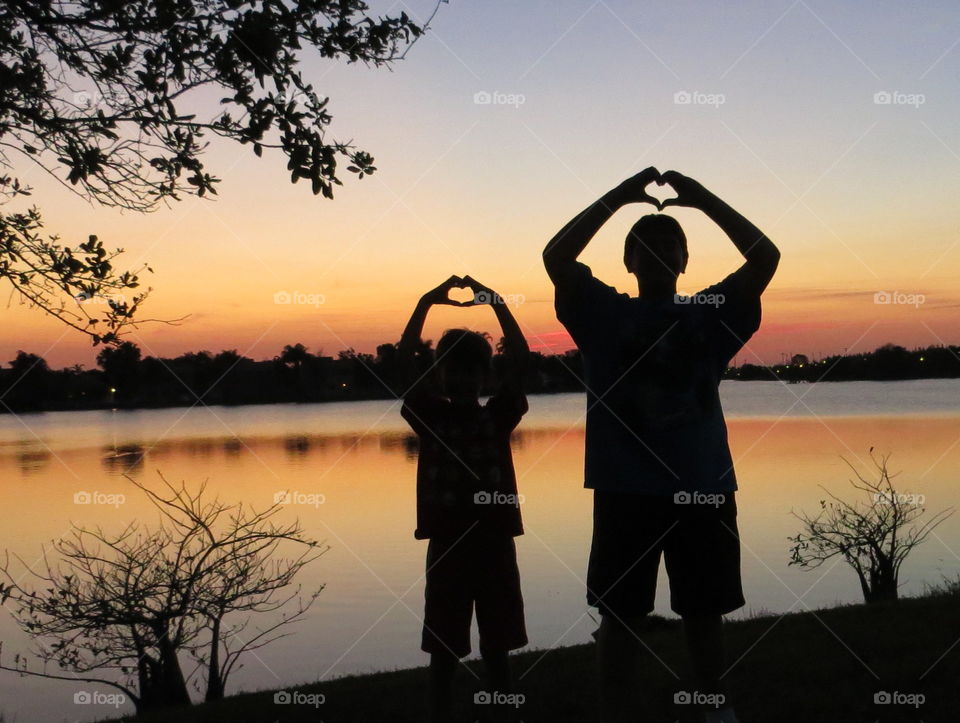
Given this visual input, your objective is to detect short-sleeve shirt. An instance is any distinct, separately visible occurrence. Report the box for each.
[553,262,761,495]
[401,389,527,540]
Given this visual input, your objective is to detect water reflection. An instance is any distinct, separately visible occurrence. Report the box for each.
[1,410,959,723]
[284,435,311,456]
[75,431,460,468]
[183,438,218,458]
[224,437,243,455]
[101,444,145,473]
[17,449,50,474]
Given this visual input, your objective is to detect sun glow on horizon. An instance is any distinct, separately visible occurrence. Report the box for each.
[3,1,959,369]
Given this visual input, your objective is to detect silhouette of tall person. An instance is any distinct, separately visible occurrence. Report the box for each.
[543,167,780,723]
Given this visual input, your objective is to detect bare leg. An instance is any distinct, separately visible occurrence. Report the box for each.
[480,644,511,693]
[429,650,458,723]
[597,613,647,723]
[479,645,516,722]
[682,614,729,712]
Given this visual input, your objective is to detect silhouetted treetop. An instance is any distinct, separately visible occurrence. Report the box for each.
[0,0,435,208]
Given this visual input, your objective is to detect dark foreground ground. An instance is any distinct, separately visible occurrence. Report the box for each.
[115,589,960,723]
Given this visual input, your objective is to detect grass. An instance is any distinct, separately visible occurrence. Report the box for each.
[113,591,960,723]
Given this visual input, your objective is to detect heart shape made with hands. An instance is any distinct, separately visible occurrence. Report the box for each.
[446,285,477,306]
[643,176,679,209]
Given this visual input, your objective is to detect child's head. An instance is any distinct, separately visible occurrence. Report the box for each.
[435,328,493,399]
[623,214,688,281]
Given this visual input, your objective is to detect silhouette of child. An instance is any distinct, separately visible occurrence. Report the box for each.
[544,168,780,723]
[398,275,529,723]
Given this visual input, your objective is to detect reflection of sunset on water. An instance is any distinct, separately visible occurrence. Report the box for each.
[1,389,959,721]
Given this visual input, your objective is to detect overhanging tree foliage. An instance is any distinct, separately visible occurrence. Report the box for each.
[1,0,439,340]
[1,207,150,344]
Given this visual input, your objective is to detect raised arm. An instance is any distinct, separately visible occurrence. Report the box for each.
[542,166,662,284]
[397,275,464,395]
[463,277,528,356]
[462,276,529,388]
[660,170,780,294]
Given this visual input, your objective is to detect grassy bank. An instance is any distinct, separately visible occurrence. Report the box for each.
[115,590,959,722]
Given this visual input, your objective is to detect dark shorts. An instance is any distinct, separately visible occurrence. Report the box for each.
[587,490,744,618]
[422,530,527,658]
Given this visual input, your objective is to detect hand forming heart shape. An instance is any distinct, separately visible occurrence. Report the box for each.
[614,167,705,211]
[643,175,678,209]
[426,274,496,307]
[446,285,476,306]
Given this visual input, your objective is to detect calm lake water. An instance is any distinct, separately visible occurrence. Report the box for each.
[2,380,959,721]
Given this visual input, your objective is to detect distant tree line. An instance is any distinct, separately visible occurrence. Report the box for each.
[729,343,960,383]
[0,339,586,412]
[0,341,957,413]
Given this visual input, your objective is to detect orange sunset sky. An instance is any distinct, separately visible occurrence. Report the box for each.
[3,0,959,369]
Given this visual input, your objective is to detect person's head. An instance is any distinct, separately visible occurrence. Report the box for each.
[623,214,688,284]
[435,328,493,400]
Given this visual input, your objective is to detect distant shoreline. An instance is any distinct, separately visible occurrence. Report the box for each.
[2,376,959,417]
[2,341,957,414]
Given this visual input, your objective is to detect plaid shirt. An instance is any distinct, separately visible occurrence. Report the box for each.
[401,389,527,540]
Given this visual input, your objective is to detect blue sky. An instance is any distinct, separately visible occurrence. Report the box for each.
[9,0,960,366]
